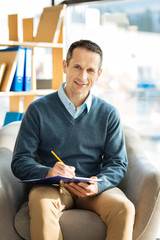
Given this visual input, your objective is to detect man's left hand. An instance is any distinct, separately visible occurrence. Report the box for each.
[64,176,98,197]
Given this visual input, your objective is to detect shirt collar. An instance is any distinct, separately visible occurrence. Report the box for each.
[58,82,92,113]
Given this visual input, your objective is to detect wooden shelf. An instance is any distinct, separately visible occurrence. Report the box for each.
[0,89,55,96]
[0,41,63,49]
[0,5,65,113]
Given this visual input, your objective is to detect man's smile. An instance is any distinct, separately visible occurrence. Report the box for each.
[74,81,87,86]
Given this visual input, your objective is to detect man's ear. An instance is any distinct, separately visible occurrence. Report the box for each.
[63,60,67,73]
[97,68,103,79]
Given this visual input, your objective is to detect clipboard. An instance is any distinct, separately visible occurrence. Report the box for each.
[19,175,104,184]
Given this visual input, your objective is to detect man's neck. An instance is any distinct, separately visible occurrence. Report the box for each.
[64,87,89,110]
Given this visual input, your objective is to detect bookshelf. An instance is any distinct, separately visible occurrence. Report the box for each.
[0,5,66,112]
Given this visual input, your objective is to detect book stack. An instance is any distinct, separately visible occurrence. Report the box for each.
[0,46,32,92]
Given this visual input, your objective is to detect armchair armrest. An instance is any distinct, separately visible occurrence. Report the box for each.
[120,126,160,240]
[0,121,21,151]
[0,147,28,240]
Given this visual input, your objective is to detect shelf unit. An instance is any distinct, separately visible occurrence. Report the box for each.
[0,5,65,112]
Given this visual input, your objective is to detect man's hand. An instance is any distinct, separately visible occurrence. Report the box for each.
[46,162,75,178]
[65,176,98,197]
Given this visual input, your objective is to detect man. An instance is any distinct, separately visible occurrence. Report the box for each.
[11,40,135,240]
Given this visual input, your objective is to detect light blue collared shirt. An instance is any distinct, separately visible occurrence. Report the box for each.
[58,82,92,119]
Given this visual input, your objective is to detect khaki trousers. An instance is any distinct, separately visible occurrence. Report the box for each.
[28,184,135,240]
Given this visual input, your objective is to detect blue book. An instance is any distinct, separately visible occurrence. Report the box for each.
[3,111,23,126]
[10,47,25,91]
[23,48,32,91]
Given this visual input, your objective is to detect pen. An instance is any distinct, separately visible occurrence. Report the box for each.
[51,150,76,177]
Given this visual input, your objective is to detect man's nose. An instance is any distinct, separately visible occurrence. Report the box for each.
[79,70,87,81]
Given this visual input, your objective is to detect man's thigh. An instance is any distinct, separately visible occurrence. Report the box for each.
[75,187,132,220]
[29,184,74,212]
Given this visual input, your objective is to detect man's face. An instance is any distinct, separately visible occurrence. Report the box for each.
[63,47,102,98]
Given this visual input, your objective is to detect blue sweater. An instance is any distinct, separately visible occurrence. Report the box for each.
[11,92,127,194]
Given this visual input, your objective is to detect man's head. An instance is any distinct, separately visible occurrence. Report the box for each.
[63,40,103,102]
[66,39,103,70]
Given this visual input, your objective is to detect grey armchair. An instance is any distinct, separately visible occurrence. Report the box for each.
[0,121,160,240]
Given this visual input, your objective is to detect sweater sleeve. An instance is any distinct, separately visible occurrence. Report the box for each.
[96,108,128,194]
[11,103,51,180]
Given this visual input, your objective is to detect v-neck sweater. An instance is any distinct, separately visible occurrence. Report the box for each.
[11,91,127,194]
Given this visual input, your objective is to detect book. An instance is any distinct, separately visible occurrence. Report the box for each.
[34,5,66,43]
[23,48,32,91]
[3,111,23,126]
[0,63,6,86]
[0,47,18,92]
[10,47,25,91]
[19,175,104,184]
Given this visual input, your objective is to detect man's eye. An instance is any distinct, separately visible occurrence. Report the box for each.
[88,69,94,73]
[75,65,81,69]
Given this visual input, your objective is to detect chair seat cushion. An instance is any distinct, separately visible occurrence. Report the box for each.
[14,201,107,240]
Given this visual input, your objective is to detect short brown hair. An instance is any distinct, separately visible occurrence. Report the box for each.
[66,39,103,70]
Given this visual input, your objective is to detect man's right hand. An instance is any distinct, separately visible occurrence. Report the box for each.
[45,162,75,178]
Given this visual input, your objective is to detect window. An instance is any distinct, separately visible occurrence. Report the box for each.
[65,0,160,168]
[0,0,51,41]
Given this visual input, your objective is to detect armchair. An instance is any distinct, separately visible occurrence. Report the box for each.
[0,121,160,240]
